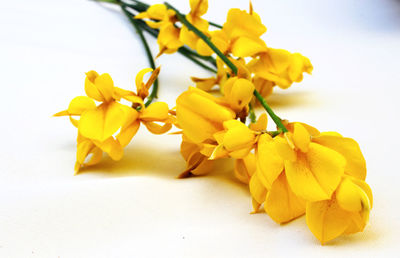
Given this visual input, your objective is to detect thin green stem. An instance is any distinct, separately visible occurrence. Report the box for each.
[253,90,288,132]
[209,21,222,29]
[164,2,237,75]
[122,6,158,107]
[248,103,256,124]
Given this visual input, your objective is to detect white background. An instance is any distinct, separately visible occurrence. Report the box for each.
[1,0,400,257]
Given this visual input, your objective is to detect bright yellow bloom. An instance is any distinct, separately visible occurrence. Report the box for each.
[222,77,255,113]
[179,0,209,50]
[135,4,176,29]
[222,6,267,57]
[250,121,368,225]
[135,4,183,57]
[248,49,313,89]
[307,176,373,244]
[179,135,214,178]
[55,68,172,172]
[176,87,236,144]
[210,119,258,159]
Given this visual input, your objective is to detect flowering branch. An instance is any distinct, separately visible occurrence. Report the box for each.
[164,1,288,133]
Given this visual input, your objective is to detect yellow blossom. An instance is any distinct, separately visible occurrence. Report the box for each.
[179,0,209,50]
[178,136,214,178]
[222,77,255,113]
[306,176,373,244]
[248,49,313,89]
[135,4,176,29]
[55,68,172,172]
[176,87,236,144]
[222,6,267,57]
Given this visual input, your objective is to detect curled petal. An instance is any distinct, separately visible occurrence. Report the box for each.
[143,121,172,134]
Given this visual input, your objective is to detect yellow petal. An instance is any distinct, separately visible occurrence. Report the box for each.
[223,8,266,39]
[223,78,255,111]
[222,120,255,154]
[94,73,114,102]
[135,68,153,96]
[249,171,267,208]
[179,26,198,50]
[231,36,267,57]
[117,120,140,147]
[67,96,97,115]
[94,137,123,161]
[76,139,94,165]
[273,135,296,162]
[285,143,346,202]
[264,173,306,223]
[234,153,256,184]
[306,198,352,244]
[256,134,284,189]
[336,178,371,213]
[140,102,170,122]
[191,76,216,91]
[143,121,172,134]
[250,113,268,131]
[84,70,103,102]
[189,0,208,17]
[292,122,310,152]
[312,135,366,180]
[79,102,127,141]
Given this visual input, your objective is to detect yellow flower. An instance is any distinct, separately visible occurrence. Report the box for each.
[179,0,209,50]
[222,77,255,113]
[274,123,346,202]
[248,49,313,89]
[176,87,236,144]
[210,119,257,159]
[178,135,214,178]
[250,132,306,223]
[221,5,267,57]
[135,4,176,29]
[55,68,172,172]
[306,176,373,244]
[251,121,368,224]
[135,4,183,57]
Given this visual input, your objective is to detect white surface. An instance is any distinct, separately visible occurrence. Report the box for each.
[1,0,400,257]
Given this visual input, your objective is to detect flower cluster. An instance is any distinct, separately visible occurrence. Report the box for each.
[56,0,374,244]
[135,0,313,98]
[54,68,173,172]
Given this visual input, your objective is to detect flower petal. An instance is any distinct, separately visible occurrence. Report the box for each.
[256,134,284,189]
[306,198,352,244]
[285,143,345,201]
[264,173,306,223]
[140,102,170,122]
[312,135,366,180]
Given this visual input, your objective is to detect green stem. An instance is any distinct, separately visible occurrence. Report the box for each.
[248,103,256,124]
[209,21,222,29]
[121,6,158,107]
[253,90,288,132]
[164,2,237,75]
